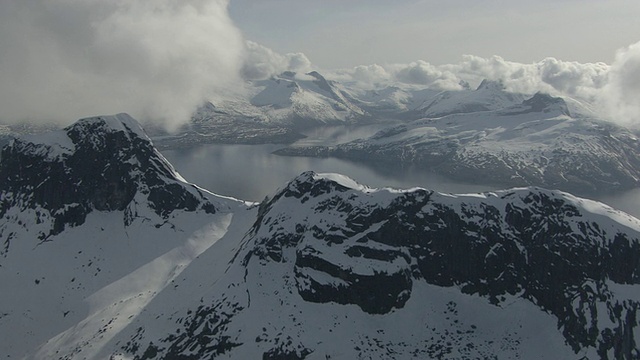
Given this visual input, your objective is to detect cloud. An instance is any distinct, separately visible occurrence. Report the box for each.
[241,41,313,80]
[351,64,391,84]
[432,55,611,99]
[331,62,461,90]
[1,1,637,131]
[327,46,640,127]
[0,0,245,130]
[333,53,613,98]
[601,42,640,126]
[393,61,461,90]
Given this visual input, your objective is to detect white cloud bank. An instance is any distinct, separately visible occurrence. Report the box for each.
[327,41,640,126]
[0,1,637,129]
[333,55,612,99]
[241,41,312,80]
[0,0,245,130]
[602,42,640,126]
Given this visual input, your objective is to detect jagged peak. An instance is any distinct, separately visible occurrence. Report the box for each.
[68,113,150,142]
[277,172,640,234]
[306,71,326,81]
[280,70,296,79]
[521,92,570,116]
[0,114,219,239]
[476,79,506,91]
[277,171,352,200]
[7,113,151,161]
[250,77,300,107]
[306,71,337,93]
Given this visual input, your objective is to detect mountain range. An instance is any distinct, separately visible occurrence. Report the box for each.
[137,72,640,196]
[274,80,640,196]
[2,71,640,197]
[1,114,640,359]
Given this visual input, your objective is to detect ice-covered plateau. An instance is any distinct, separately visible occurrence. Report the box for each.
[0,114,639,359]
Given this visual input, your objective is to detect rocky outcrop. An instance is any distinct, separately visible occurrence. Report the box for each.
[0,113,217,241]
[239,172,640,357]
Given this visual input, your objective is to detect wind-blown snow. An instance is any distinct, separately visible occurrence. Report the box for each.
[33,213,234,359]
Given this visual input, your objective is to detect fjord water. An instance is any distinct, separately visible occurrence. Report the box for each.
[160,125,640,218]
[161,143,498,201]
[160,124,495,200]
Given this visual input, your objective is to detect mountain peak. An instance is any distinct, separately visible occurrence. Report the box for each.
[0,114,219,241]
[476,79,506,91]
[280,70,296,79]
[70,113,148,137]
[250,78,300,108]
[521,92,571,116]
[306,70,326,81]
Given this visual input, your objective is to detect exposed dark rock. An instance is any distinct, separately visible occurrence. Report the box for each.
[241,172,640,357]
[0,114,217,241]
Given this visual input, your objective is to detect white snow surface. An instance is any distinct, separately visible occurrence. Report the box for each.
[19,128,76,157]
[0,191,247,360]
[3,169,640,359]
[75,113,151,141]
[2,106,640,358]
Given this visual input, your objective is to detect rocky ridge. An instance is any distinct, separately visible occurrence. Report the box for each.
[0,113,220,242]
[1,116,640,359]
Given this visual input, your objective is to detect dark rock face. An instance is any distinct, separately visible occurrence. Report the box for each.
[294,245,413,314]
[0,114,216,241]
[507,92,571,116]
[242,172,640,357]
[476,79,506,91]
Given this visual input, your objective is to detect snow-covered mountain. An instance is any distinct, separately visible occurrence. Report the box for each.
[0,114,251,358]
[276,92,640,196]
[248,71,368,127]
[190,71,369,129]
[146,71,373,148]
[97,171,640,360]
[2,115,640,359]
[416,79,527,118]
[344,85,441,116]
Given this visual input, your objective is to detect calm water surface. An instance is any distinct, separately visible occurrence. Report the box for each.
[161,143,496,202]
[160,126,640,218]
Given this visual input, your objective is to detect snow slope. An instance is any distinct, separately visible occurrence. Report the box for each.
[0,114,250,359]
[417,79,526,118]
[276,92,640,196]
[247,71,368,127]
[98,171,640,359]
[2,115,640,359]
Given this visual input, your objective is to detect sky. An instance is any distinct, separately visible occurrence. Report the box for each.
[0,0,639,128]
[229,0,640,68]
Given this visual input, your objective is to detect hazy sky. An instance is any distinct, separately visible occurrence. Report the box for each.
[229,0,640,68]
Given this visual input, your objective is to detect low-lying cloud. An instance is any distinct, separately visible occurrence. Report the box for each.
[0,0,244,130]
[602,42,640,126]
[333,55,612,98]
[328,41,640,126]
[241,41,312,80]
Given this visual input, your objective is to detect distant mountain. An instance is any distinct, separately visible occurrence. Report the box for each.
[276,92,640,196]
[0,122,60,160]
[1,116,640,358]
[346,85,441,116]
[246,71,368,127]
[147,100,304,149]
[146,71,374,148]
[416,79,527,118]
